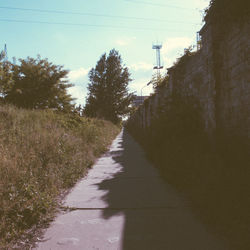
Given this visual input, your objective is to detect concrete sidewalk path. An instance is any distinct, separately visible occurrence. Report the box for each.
[35,129,227,250]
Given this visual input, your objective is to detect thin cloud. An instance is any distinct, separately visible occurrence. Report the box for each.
[68,85,87,105]
[161,37,194,68]
[129,78,153,96]
[129,62,152,71]
[192,0,210,10]
[68,67,89,82]
[115,37,136,46]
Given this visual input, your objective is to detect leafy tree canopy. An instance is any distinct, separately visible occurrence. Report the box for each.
[4,56,75,111]
[84,49,133,123]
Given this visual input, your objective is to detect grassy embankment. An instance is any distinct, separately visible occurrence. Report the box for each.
[0,105,120,248]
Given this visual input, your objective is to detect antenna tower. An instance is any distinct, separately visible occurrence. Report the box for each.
[152,44,163,78]
[4,44,8,62]
[196,32,201,50]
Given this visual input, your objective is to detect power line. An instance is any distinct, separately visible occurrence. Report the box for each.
[124,0,197,10]
[0,6,199,25]
[0,18,199,32]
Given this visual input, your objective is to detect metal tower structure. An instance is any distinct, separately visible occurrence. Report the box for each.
[196,32,202,50]
[4,44,8,62]
[152,44,163,78]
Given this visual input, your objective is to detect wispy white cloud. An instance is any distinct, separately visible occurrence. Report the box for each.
[162,37,193,54]
[68,67,89,83]
[115,37,136,46]
[67,67,90,105]
[161,37,194,68]
[129,62,152,72]
[193,0,210,10]
[53,32,68,44]
[129,78,153,96]
[68,85,87,105]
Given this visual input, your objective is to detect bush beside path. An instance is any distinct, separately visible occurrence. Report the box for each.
[0,105,120,248]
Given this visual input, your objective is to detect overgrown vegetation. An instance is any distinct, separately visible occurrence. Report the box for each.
[149,73,168,90]
[204,0,248,24]
[0,105,120,248]
[0,55,75,112]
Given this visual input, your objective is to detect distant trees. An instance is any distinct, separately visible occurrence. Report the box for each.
[0,55,75,112]
[84,49,133,123]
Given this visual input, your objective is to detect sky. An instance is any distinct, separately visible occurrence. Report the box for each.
[0,0,210,106]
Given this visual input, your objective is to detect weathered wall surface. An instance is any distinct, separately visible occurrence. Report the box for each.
[129,17,250,141]
[126,9,250,249]
[215,20,250,138]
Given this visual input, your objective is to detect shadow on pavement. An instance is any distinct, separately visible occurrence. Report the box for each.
[95,129,227,250]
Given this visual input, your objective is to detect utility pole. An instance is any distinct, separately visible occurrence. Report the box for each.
[152,44,163,79]
[140,81,152,104]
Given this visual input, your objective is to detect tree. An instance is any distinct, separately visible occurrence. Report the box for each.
[5,56,75,111]
[84,49,132,123]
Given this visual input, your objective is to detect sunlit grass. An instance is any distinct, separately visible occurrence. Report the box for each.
[0,105,120,248]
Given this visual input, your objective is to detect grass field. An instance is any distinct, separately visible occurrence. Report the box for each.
[0,105,120,248]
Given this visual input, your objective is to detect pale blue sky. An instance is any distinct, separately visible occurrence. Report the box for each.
[0,0,210,105]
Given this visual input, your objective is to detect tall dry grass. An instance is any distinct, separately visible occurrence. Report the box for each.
[0,105,120,248]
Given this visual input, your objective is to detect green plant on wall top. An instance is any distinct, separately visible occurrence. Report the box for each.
[150,73,169,90]
[204,0,248,24]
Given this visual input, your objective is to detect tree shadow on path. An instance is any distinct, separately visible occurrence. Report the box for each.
[95,129,227,250]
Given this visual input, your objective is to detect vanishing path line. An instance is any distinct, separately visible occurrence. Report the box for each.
[35,129,227,250]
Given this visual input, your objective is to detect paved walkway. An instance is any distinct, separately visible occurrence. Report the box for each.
[35,129,227,250]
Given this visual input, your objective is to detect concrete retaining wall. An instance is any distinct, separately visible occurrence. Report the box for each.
[129,18,250,141]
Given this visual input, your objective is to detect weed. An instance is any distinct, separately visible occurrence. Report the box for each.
[0,105,120,248]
